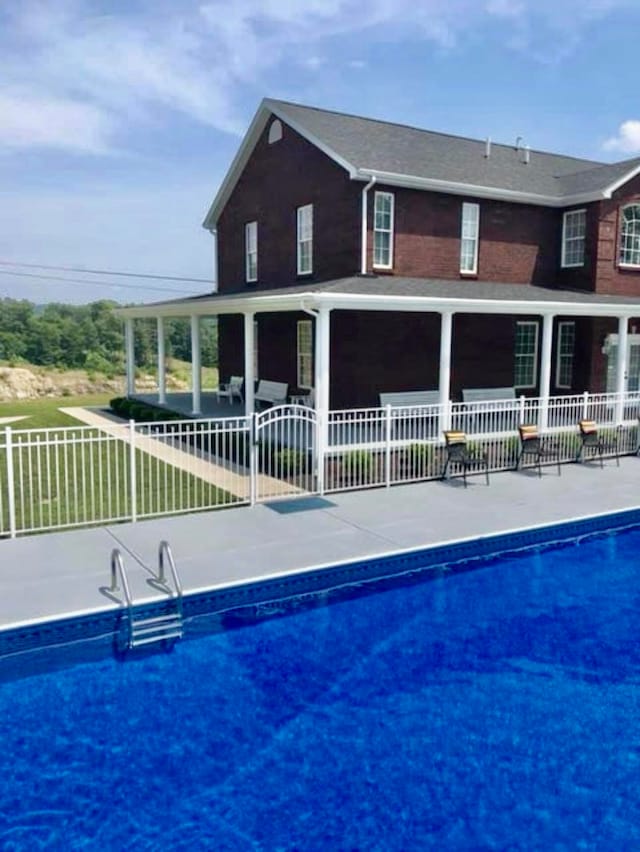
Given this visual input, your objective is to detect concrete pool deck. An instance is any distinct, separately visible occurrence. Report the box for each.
[1,456,640,632]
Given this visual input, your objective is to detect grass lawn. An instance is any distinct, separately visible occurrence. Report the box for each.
[0,394,113,430]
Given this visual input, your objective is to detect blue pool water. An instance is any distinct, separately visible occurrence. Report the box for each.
[1,526,640,850]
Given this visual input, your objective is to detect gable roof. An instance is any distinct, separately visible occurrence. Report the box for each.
[202,99,640,228]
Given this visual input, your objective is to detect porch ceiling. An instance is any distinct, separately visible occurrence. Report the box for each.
[116,276,640,320]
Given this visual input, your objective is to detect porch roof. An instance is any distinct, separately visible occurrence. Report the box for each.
[117,276,640,320]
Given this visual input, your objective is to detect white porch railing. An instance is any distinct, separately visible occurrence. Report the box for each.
[1,391,639,537]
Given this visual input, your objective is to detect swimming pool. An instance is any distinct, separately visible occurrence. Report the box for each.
[1,518,639,849]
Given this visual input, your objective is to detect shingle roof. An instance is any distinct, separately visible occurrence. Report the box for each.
[268,99,640,200]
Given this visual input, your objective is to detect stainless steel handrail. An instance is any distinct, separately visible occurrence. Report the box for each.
[110,548,134,642]
[158,540,184,619]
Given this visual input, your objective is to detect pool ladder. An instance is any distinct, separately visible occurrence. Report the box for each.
[110,541,184,650]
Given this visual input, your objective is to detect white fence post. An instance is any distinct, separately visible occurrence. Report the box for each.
[384,404,392,487]
[519,395,526,426]
[582,391,589,419]
[129,419,137,523]
[5,427,16,538]
[316,410,326,496]
[250,412,258,505]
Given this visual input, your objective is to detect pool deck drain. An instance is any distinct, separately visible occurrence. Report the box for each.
[1,457,640,632]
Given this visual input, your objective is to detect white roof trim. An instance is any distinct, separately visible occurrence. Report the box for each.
[602,161,640,198]
[117,289,640,321]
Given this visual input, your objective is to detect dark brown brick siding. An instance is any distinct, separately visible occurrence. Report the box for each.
[217,119,361,292]
[366,187,561,285]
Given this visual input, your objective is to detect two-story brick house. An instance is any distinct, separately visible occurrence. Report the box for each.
[121,98,640,417]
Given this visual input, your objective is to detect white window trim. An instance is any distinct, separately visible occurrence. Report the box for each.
[515,320,539,389]
[245,221,258,283]
[296,204,313,276]
[619,203,640,268]
[373,191,394,269]
[555,320,575,389]
[296,319,313,389]
[561,209,586,268]
[460,202,480,275]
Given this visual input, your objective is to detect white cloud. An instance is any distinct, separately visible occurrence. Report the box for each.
[0,0,634,154]
[603,120,640,154]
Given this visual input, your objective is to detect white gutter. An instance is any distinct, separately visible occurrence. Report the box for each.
[360,176,376,274]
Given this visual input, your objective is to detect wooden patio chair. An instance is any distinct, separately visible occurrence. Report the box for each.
[441,430,490,487]
[216,375,244,404]
[577,419,620,467]
[516,424,561,477]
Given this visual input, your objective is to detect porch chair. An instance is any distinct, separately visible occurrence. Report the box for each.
[576,419,620,467]
[441,430,490,487]
[516,424,561,477]
[216,375,244,405]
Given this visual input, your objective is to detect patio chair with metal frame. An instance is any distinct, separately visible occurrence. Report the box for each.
[516,424,561,477]
[576,419,620,467]
[441,430,490,487]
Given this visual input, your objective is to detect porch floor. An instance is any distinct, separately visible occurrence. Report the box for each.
[1,455,640,635]
[133,391,246,419]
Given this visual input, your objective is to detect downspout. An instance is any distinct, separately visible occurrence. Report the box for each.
[360,176,376,274]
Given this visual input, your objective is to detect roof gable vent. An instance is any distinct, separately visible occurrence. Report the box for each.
[268,119,283,144]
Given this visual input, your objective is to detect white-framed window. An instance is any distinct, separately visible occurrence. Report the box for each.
[297,320,313,389]
[556,321,576,389]
[373,191,394,268]
[561,209,586,268]
[514,320,539,389]
[619,204,640,267]
[297,204,313,275]
[245,221,257,283]
[460,202,480,274]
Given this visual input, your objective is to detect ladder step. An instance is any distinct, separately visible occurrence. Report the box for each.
[130,628,183,648]
[133,614,182,629]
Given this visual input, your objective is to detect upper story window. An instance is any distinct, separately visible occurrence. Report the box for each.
[561,209,586,268]
[619,204,640,267]
[373,191,394,269]
[514,320,539,389]
[297,320,313,389]
[245,221,257,283]
[556,321,576,389]
[268,119,283,144]
[460,202,480,275]
[297,204,313,275]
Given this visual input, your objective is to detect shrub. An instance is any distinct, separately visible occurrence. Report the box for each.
[274,448,309,476]
[341,449,374,479]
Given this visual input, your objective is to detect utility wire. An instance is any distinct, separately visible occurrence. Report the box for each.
[0,260,214,285]
[0,269,209,295]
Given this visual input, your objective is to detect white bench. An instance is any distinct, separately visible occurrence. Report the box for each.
[379,390,441,409]
[462,387,516,403]
[254,379,288,407]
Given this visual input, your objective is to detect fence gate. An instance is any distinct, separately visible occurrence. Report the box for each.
[252,404,318,502]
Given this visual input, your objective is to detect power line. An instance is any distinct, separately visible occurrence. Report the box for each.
[0,269,207,295]
[0,260,214,285]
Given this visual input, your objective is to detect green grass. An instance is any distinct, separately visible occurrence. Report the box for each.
[0,394,113,430]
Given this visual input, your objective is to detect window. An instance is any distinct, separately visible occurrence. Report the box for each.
[460,202,480,274]
[514,321,539,388]
[245,221,257,283]
[268,119,283,144]
[561,209,586,268]
[556,321,575,389]
[373,191,394,268]
[297,204,313,275]
[297,320,313,389]
[619,204,640,267]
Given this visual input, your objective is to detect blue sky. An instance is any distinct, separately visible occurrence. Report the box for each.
[1,0,640,304]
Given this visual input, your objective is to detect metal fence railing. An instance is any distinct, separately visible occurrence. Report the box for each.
[1,391,639,537]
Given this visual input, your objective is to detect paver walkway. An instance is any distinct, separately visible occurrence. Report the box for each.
[1,454,639,632]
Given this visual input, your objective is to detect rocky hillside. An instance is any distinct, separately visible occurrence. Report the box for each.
[0,366,189,401]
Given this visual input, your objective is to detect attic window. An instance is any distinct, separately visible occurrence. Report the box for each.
[268,119,283,144]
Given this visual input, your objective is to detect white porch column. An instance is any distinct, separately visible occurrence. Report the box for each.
[538,313,554,431]
[243,312,255,415]
[124,317,135,397]
[438,311,453,433]
[157,316,166,405]
[615,315,629,423]
[190,315,201,416]
[315,308,331,494]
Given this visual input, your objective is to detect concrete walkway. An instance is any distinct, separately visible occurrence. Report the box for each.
[1,455,639,632]
[60,406,301,500]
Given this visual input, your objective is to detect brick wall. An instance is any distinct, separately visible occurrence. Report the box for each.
[593,174,640,296]
[217,119,361,292]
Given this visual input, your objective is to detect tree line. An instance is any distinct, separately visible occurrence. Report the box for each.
[0,299,217,376]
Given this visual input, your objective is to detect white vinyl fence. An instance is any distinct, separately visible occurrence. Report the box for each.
[1,391,639,537]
